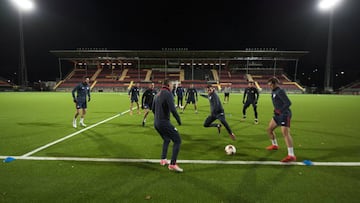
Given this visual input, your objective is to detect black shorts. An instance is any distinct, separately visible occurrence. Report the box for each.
[130,97,138,103]
[273,113,291,127]
[186,97,196,104]
[143,103,152,110]
[76,100,87,109]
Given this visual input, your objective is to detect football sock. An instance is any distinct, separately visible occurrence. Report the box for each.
[80,118,84,123]
[271,139,278,146]
[288,147,295,156]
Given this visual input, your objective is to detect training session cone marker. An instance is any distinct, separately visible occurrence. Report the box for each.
[3,157,16,163]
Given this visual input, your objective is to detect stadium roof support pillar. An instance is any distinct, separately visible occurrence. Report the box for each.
[246,59,249,74]
[218,58,221,81]
[191,59,194,80]
[294,59,299,81]
[273,59,277,76]
[164,59,167,81]
[137,59,140,82]
[58,58,62,80]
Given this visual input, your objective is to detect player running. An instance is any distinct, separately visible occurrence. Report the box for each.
[72,76,91,128]
[200,85,236,141]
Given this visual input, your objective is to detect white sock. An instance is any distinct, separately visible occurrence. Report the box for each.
[271,139,278,146]
[288,147,295,156]
[73,118,77,123]
[80,118,84,123]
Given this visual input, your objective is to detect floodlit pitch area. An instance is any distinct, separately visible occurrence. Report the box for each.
[1,92,360,202]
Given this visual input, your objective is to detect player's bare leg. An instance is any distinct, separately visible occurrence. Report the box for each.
[129,103,133,115]
[73,109,80,128]
[80,109,87,127]
[280,126,296,162]
[142,109,149,126]
[266,118,279,150]
[136,102,141,114]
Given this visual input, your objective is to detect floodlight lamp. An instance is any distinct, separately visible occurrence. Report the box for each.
[318,0,342,11]
[11,0,35,11]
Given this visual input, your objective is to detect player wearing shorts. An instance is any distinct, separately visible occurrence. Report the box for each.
[182,84,198,113]
[128,83,140,115]
[242,81,259,124]
[223,85,231,104]
[266,77,296,162]
[72,77,91,128]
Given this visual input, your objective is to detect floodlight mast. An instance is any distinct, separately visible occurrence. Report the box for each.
[318,0,342,92]
[11,0,35,87]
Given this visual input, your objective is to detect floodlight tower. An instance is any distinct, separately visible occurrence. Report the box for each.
[318,0,342,92]
[11,0,34,87]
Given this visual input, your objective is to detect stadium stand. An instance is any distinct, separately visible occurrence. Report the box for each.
[0,77,13,91]
[338,80,360,95]
[51,50,307,93]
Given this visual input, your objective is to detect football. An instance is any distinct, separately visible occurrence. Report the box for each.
[224,144,236,155]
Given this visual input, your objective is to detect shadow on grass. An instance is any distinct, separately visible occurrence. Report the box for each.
[17,122,63,127]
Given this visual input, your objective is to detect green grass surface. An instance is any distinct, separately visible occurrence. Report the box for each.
[1,92,360,202]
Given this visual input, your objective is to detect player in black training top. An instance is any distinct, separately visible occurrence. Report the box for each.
[200,85,236,141]
[152,79,183,172]
[175,83,185,108]
[128,83,140,115]
[242,81,260,124]
[182,84,198,113]
[141,83,157,126]
[72,77,91,128]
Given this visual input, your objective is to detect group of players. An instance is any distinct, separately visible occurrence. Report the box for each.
[71,77,296,172]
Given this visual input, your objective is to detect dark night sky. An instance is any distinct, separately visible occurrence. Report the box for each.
[0,0,359,87]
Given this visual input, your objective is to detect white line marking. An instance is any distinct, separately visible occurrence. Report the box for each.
[21,110,131,157]
[1,156,360,166]
[11,107,360,167]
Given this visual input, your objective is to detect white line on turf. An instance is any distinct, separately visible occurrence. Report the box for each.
[21,109,131,157]
[1,156,360,166]
[10,107,360,167]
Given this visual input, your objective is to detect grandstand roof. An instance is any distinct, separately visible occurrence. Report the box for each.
[50,50,308,61]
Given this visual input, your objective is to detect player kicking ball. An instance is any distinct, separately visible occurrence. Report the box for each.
[201,85,236,141]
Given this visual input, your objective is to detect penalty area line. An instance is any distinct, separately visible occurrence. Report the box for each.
[21,109,131,157]
[1,156,360,166]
